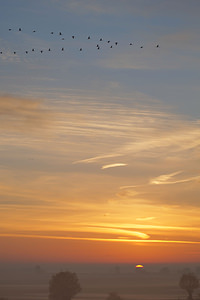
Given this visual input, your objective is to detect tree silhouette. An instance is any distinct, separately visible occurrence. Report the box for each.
[106,292,122,300]
[49,271,81,300]
[179,273,199,300]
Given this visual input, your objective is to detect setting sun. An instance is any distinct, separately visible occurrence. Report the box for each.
[135,265,144,269]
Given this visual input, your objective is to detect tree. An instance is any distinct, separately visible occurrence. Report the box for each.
[106,292,122,300]
[49,271,81,300]
[179,273,199,300]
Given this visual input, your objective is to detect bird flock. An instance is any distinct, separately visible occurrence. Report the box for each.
[0,27,160,56]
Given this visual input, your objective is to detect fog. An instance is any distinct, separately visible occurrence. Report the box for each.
[0,262,200,300]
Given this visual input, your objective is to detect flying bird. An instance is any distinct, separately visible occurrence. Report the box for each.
[4,27,161,58]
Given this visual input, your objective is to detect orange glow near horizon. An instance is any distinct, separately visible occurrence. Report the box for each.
[1,235,200,264]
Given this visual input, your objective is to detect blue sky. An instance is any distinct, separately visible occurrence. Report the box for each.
[0,0,200,117]
[0,0,200,262]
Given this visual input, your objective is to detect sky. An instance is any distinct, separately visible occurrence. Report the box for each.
[0,0,200,264]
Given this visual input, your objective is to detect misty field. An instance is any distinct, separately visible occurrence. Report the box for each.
[0,263,197,300]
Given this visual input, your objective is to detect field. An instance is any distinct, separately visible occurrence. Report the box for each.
[0,263,198,300]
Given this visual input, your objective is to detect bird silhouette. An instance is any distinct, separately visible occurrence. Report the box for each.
[88,36,91,39]
[72,36,75,39]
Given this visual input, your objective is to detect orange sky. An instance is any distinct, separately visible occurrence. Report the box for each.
[0,94,200,263]
[1,235,200,263]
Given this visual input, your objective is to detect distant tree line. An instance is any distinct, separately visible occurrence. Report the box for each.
[1,269,200,300]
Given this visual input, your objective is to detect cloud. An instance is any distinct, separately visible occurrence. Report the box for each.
[0,94,52,133]
[75,117,200,165]
[136,217,156,221]
[101,163,127,170]
[1,232,200,244]
[54,0,200,17]
[0,49,21,63]
[150,171,200,185]
[120,185,140,189]
[150,171,182,185]
[84,225,150,239]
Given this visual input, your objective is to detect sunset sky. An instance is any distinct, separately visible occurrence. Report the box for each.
[0,0,200,263]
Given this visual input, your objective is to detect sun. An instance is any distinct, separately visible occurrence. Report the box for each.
[135,264,144,269]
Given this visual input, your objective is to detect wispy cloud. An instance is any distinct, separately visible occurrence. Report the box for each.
[82,222,200,233]
[101,163,127,170]
[0,94,53,133]
[55,0,200,17]
[150,171,200,185]
[75,119,200,165]
[136,217,156,221]
[150,171,182,185]
[1,232,200,245]
[0,49,21,63]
